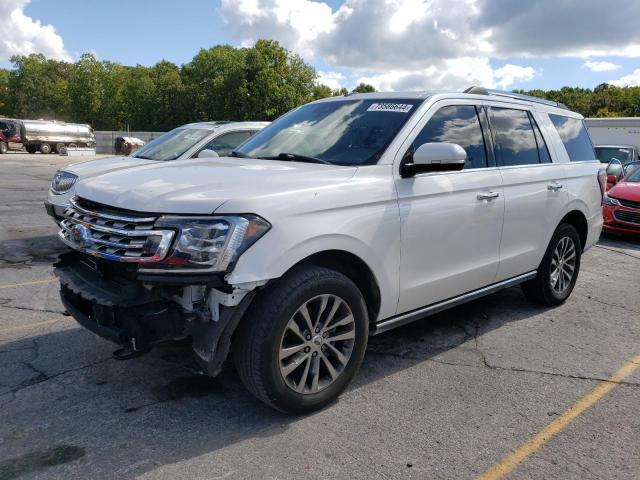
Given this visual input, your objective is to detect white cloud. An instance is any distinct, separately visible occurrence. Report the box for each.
[357,59,534,91]
[219,0,640,91]
[583,60,621,72]
[609,69,640,87]
[317,71,346,89]
[0,0,71,61]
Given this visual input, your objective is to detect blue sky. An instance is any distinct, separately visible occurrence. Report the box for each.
[3,0,640,91]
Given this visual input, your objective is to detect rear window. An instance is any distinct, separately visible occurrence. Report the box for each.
[549,114,596,162]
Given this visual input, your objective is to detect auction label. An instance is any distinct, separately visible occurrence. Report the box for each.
[367,103,413,113]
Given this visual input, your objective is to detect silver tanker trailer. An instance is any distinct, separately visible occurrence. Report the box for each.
[18,119,95,154]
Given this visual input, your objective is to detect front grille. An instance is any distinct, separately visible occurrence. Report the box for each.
[614,209,640,225]
[617,198,640,209]
[58,197,174,262]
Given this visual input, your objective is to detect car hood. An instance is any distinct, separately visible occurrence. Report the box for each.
[63,156,155,178]
[74,157,358,214]
[610,180,640,202]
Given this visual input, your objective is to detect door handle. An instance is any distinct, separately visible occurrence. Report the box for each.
[477,191,500,201]
[547,183,564,191]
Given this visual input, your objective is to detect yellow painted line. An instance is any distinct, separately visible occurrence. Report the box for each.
[478,354,640,480]
[0,278,55,289]
[0,318,67,334]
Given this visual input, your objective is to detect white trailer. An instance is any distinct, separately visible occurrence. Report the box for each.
[585,117,640,164]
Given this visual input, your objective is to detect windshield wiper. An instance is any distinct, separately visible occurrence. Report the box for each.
[259,153,332,165]
[133,154,154,160]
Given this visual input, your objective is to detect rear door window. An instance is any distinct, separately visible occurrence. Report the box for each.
[549,114,596,162]
[489,108,539,166]
[411,105,488,169]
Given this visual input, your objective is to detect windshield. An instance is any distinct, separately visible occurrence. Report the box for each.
[234,98,424,166]
[625,162,640,182]
[595,146,634,164]
[131,128,211,161]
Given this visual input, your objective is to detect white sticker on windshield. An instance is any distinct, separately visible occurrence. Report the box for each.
[367,103,413,113]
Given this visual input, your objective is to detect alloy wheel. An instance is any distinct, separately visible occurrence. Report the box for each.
[550,236,576,294]
[279,294,355,394]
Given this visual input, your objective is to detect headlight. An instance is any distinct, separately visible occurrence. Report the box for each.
[603,194,621,206]
[51,171,78,194]
[140,215,270,272]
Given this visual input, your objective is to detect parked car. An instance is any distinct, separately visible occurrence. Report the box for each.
[594,144,638,166]
[603,161,640,235]
[54,88,604,413]
[45,121,268,221]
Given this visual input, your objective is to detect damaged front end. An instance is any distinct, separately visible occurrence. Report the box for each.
[54,197,269,376]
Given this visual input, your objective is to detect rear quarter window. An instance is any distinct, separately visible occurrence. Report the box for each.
[549,114,596,162]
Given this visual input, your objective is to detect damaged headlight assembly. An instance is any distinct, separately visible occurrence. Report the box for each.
[140,215,271,273]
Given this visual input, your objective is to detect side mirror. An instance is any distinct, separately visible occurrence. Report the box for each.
[401,142,467,177]
[197,149,219,158]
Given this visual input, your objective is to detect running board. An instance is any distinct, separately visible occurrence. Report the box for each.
[372,271,537,335]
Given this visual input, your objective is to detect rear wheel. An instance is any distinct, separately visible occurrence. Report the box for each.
[55,142,65,153]
[26,145,37,154]
[0,142,7,154]
[234,265,368,414]
[522,223,581,306]
[39,143,51,154]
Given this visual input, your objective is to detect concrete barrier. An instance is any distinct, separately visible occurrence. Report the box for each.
[95,131,165,154]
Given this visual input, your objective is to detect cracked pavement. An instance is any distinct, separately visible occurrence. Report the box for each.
[0,152,639,479]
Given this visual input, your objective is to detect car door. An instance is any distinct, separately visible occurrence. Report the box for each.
[395,102,505,314]
[488,106,569,281]
[196,130,254,157]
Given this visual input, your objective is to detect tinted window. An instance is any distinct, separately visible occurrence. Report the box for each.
[204,130,253,156]
[531,115,552,163]
[490,108,539,166]
[235,98,423,166]
[411,105,487,169]
[594,146,634,164]
[549,114,596,162]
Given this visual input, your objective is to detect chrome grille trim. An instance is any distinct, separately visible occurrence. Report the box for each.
[58,198,174,263]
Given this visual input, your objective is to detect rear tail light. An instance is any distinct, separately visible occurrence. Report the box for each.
[597,168,607,203]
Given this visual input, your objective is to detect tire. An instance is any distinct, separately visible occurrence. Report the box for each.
[521,223,581,306]
[55,143,65,154]
[0,142,7,154]
[234,265,369,414]
[26,145,37,154]
[39,143,51,154]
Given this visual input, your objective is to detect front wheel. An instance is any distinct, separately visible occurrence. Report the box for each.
[234,265,369,414]
[522,223,581,306]
[0,142,7,154]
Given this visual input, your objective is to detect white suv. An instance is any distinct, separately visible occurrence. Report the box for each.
[54,88,604,413]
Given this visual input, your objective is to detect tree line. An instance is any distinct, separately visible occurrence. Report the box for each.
[1,38,639,131]
[0,39,375,131]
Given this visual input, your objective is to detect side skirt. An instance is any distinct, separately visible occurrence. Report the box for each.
[372,271,537,335]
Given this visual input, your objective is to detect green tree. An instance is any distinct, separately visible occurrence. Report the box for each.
[352,82,376,93]
[0,69,9,115]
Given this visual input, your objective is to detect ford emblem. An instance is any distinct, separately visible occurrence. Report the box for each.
[70,224,93,248]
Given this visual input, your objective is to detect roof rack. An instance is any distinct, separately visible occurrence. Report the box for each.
[462,86,568,110]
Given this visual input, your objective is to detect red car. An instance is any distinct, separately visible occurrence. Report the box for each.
[603,162,640,235]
